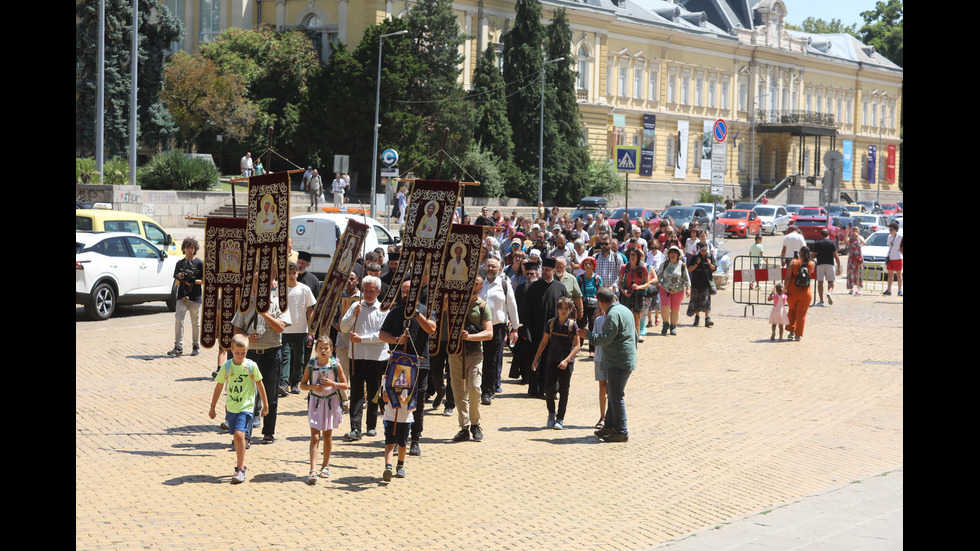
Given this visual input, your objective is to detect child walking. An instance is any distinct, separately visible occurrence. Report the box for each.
[299,336,349,484]
[532,297,581,430]
[769,283,789,342]
[381,376,413,481]
[209,334,269,484]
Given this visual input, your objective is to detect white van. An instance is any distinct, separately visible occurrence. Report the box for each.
[289,213,400,278]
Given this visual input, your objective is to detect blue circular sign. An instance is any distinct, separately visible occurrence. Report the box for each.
[713,119,727,142]
[295,224,306,236]
[381,149,399,167]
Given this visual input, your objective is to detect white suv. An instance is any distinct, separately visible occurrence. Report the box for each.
[75,232,179,320]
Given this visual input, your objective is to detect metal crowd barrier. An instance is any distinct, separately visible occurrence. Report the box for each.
[730,255,817,316]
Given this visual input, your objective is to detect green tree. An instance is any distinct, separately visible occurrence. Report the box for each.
[199,26,321,163]
[502,0,548,201]
[858,0,903,67]
[471,44,518,197]
[785,17,857,35]
[545,8,592,204]
[75,0,182,156]
[162,51,258,152]
[405,0,475,178]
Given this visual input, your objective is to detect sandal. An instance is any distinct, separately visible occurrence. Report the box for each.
[595,418,605,430]
[262,435,275,445]
[318,466,330,478]
[306,470,318,485]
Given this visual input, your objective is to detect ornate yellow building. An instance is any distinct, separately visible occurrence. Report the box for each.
[162,0,902,201]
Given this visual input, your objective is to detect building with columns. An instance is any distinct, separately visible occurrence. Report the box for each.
[158,0,902,199]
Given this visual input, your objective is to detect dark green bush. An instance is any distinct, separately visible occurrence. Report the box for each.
[139,150,218,190]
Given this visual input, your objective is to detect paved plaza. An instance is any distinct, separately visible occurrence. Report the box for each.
[76,231,902,550]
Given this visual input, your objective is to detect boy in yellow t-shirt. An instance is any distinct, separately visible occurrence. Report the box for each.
[209,334,269,484]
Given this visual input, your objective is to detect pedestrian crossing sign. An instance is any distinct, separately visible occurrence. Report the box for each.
[614,146,640,174]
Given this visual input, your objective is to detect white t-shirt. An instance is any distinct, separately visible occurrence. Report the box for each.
[887,233,903,260]
[781,232,806,259]
[283,283,317,334]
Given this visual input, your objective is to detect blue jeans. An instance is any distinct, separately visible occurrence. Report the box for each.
[604,368,632,435]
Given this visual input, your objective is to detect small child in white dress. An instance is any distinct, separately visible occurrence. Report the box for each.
[769,283,790,342]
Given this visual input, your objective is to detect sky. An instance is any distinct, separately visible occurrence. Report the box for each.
[782,0,881,29]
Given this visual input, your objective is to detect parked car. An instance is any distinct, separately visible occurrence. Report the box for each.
[290,213,400,279]
[76,232,179,320]
[693,202,726,220]
[844,203,868,214]
[852,214,890,237]
[856,200,883,214]
[784,204,805,216]
[793,215,849,253]
[826,205,851,217]
[733,201,762,211]
[717,209,762,238]
[752,205,792,235]
[659,206,711,230]
[861,228,902,278]
[75,207,177,253]
[790,206,828,224]
[880,203,902,216]
[609,207,660,228]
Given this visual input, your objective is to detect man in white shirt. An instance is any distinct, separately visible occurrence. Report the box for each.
[780,226,806,266]
[240,152,253,177]
[479,258,520,405]
[340,276,389,441]
[331,173,346,208]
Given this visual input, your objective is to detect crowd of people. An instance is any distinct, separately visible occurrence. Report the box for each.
[179,203,902,485]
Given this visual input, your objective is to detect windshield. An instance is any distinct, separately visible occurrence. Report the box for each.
[798,208,822,216]
[611,208,646,219]
[661,207,693,219]
[865,232,892,246]
[724,211,749,219]
[754,207,775,216]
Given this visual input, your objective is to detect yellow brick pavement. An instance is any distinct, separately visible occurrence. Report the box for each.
[76,279,902,551]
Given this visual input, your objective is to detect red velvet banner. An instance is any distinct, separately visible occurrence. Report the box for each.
[239,172,290,314]
[201,217,247,350]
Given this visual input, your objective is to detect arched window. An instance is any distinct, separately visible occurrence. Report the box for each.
[576,44,590,92]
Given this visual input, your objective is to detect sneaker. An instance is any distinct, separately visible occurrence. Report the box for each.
[481,394,492,406]
[595,426,616,438]
[343,430,361,441]
[693,315,700,326]
[787,332,796,340]
[855,289,861,296]
[431,390,444,409]
[395,465,406,478]
[191,346,201,356]
[452,429,470,442]
[443,407,454,417]
[278,385,289,397]
[662,324,669,336]
[816,301,825,307]
[826,293,833,305]
[253,416,261,429]
[229,440,251,450]
[602,433,629,443]
[307,470,318,485]
[167,346,183,356]
[290,385,300,395]
[231,466,247,484]
[547,412,556,428]
[383,466,393,482]
[495,386,503,393]
[365,429,377,437]
[219,421,230,431]
[897,290,903,296]
[669,324,677,336]
[848,289,854,295]
[882,290,892,296]
[408,441,421,456]
[553,419,564,430]
[470,425,484,442]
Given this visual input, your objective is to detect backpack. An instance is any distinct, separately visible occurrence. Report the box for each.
[794,261,811,288]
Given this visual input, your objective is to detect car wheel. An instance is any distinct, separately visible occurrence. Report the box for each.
[166,283,178,312]
[86,282,117,320]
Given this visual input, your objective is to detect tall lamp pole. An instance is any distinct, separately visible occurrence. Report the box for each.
[539,55,564,206]
[372,29,408,219]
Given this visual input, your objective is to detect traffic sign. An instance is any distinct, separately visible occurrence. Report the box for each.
[613,146,640,174]
[713,119,727,142]
[381,149,399,167]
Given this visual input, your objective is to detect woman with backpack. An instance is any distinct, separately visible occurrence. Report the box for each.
[619,247,655,343]
[784,246,815,342]
[576,257,602,356]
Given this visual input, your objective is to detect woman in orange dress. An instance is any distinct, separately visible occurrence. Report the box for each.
[783,246,814,342]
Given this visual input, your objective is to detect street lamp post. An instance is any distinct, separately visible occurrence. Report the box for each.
[539,55,564,206]
[371,29,408,219]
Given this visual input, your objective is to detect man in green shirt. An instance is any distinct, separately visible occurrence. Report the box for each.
[578,288,636,442]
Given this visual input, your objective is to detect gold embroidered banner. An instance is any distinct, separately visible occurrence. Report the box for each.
[308,219,369,338]
[379,179,460,318]
[239,172,290,314]
[429,223,484,356]
[201,217,246,349]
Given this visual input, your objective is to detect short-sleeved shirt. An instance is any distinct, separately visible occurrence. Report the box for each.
[462,298,492,356]
[544,317,579,366]
[215,358,263,413]
[812,239,837,266]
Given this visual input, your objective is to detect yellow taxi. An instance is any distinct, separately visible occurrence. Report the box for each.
[75,206,177,253]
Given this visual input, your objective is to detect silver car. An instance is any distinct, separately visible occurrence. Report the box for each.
[752,205,791,235]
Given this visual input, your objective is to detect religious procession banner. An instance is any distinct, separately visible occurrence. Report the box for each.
[308,219,369,338]
[379,179,460,318]
[429,223,484,356]
[239,171,290,314]
[201,217,246,350]
[384,351,419,414]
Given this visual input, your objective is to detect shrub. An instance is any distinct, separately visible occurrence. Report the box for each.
[76,157,100,184]
[139,150,219,190]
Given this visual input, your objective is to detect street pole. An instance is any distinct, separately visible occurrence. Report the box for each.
[372,29,408,220]
[539,55,564,206]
